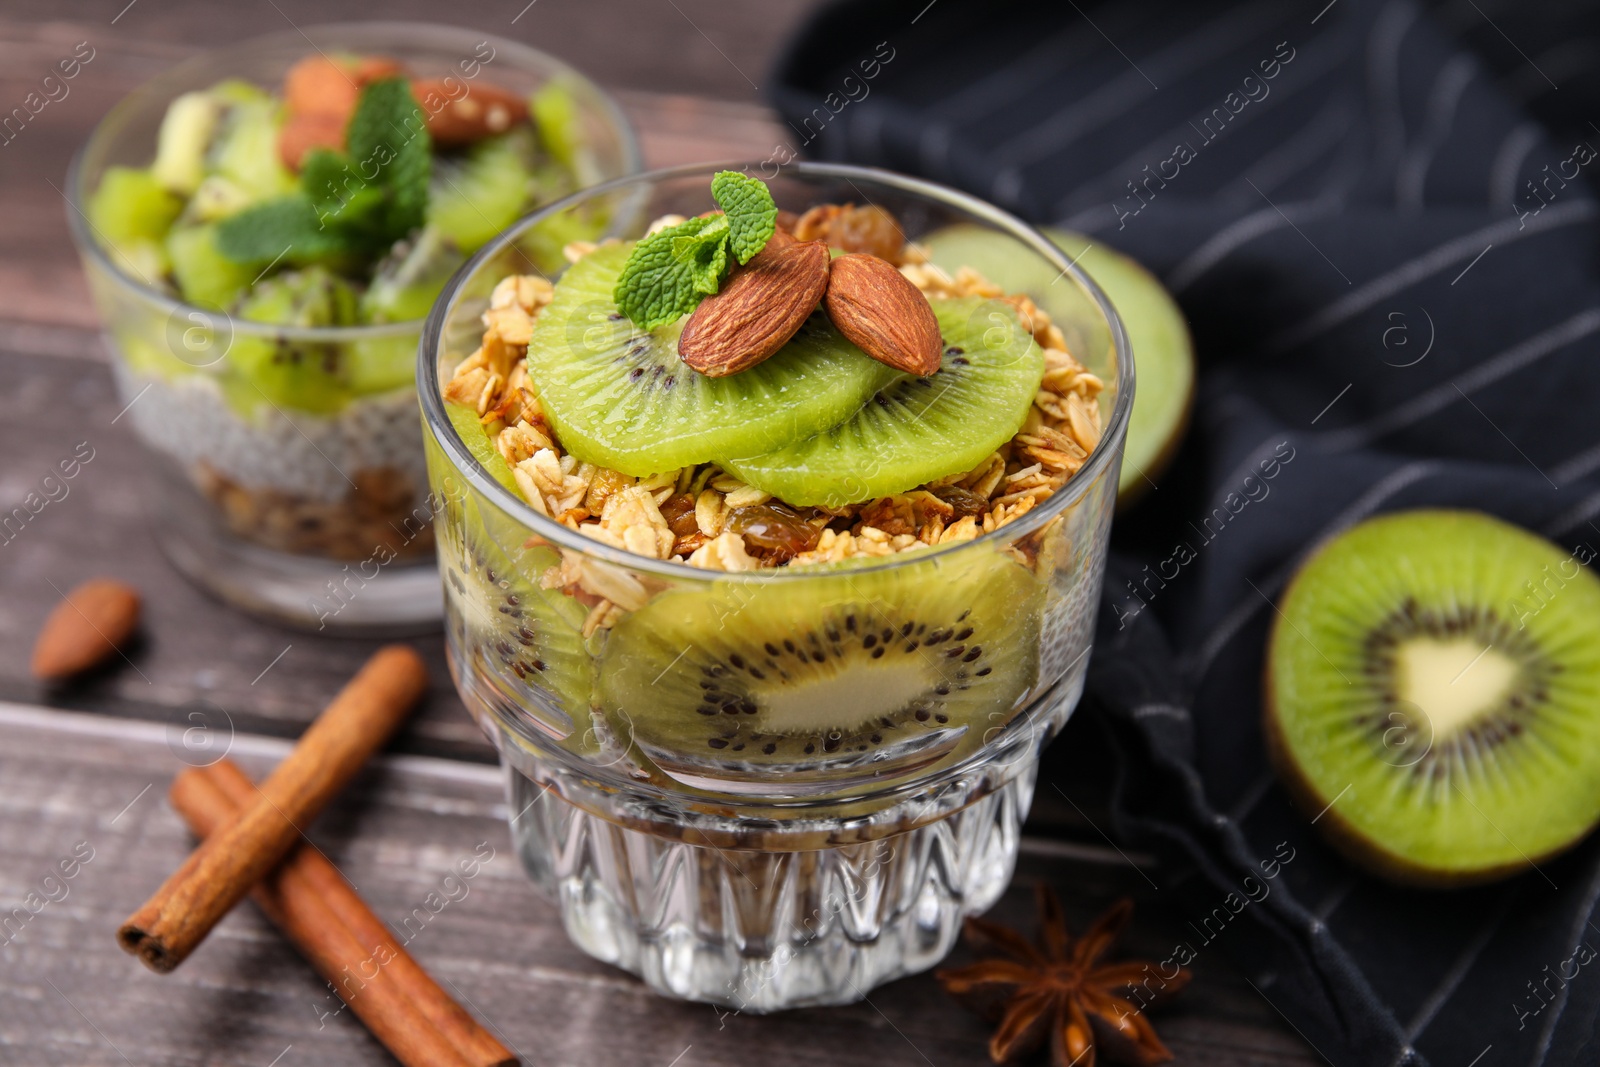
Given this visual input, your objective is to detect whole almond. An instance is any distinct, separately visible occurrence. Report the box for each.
[824,253,942,376]
[31,578,141,680]
[414,80,529,146]
[679,240,830,377]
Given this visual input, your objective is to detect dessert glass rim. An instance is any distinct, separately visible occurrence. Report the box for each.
[419,159,1135,584]
[63,19,644,342]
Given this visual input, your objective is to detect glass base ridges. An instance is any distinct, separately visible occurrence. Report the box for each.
[504,764,1034,1012]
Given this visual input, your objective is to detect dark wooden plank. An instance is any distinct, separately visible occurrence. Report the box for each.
[0,704,1320,1067]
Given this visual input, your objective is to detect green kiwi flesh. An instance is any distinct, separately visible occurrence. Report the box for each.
[920,225,1194,506]
[720,297,1044,507]
[526,243,897,476]
[596,548,1042,793]
[1265,509,1600,886]
[435,403,595,750]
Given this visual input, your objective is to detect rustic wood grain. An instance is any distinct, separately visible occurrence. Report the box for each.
[0,704,1320,1067]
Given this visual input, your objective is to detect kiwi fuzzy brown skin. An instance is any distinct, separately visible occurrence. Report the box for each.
[1260,511,1599,888]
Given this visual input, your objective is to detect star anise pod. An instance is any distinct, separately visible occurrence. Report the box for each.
[936,886,1191,1067]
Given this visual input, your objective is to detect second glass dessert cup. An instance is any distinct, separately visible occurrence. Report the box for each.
[66,22,640,631]
[420,162,1133,1009]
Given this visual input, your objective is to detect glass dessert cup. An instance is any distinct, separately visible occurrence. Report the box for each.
[66,22,640,632]
[420,162,1132,1009]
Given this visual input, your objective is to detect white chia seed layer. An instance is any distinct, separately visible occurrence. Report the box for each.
[114,364,427,503]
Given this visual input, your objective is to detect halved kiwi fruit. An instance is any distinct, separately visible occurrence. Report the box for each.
[720,297,1044,508]
[526,243,896,476]
[1265,509,1600,886]
[920,226,1194,507]
[595,548,1042,794]
[436,403,594,747]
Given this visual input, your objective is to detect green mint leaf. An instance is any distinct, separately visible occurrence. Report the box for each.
[299,148,350,216]
[711,170,777,264]
[670,215,730,294]
[342,78,431,239]
[215,194,350,265]
[614,215,731,331]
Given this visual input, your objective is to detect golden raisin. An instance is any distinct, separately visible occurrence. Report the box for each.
[930,484,989,516]
[726,502,822,561]
[658,493,701,538]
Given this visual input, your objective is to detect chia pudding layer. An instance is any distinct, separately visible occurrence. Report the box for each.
[115,361,433,561]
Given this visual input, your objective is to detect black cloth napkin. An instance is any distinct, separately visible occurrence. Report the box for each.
[773,2,1600,1064]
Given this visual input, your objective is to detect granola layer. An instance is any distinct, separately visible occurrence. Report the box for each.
[442,230,1105,631]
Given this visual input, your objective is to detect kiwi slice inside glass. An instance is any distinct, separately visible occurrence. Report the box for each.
[595,548,1042,793]
[1266,509,1600,886]
[920,225,1194,506]
[436,403,594,747]
[526,243,896,476]
[720,297,1044,507]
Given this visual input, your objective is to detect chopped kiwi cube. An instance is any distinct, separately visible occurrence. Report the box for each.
[87,166,182,283]
[223,267,358,413]
[87,166,183,245]
[166,223,256,308]
[360,226,465,324]
[152,91,222,196]
[428,127,538,253]
[208,96,296,202]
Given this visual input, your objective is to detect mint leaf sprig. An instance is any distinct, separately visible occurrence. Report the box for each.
[613,170,778,331]
[216,78,431,268]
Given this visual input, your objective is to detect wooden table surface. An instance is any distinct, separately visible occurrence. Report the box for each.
[0,6,1320,1065]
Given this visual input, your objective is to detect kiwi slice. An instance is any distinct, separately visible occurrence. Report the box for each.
[720,297,1044,508]
[526,243,896,476]
[167,223,255,309]
[921,226,1194,507]
[1266,509,1600,886]
[435,403,595,745]
[596,548,1041,793]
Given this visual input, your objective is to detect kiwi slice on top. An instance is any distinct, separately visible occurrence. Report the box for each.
[1266,509,1600,886]
[526,243,896,476]
[921,225,1195,507]
[720,297,1045,508]
[596,549,1041,793]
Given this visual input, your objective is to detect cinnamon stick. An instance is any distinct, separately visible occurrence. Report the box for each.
[167,764,478,1067]
[119,645,428,972]
[190,758,516,1067]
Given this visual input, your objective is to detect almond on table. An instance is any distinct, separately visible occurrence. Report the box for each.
[31,578,142,680]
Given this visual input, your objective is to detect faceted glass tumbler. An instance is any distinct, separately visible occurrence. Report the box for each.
[66,22,640,631]
[419,162,1133,1009]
